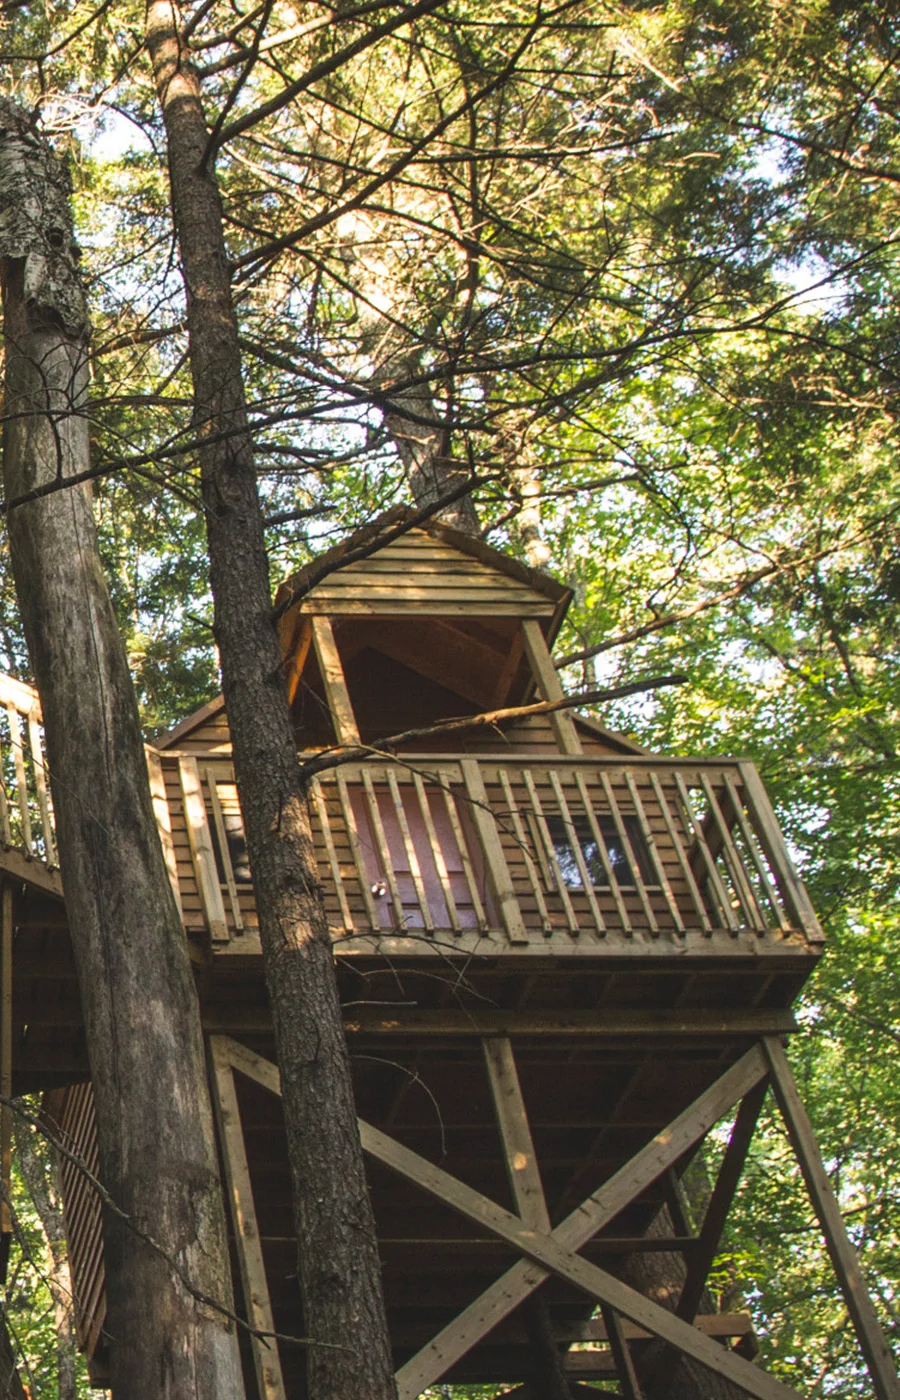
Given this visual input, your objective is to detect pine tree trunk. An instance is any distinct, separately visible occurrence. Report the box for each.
[143,15,397,1400]
[625,1208,747,1400]
[0,99,243,1400]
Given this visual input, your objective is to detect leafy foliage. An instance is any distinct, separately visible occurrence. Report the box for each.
[0,0,899,1392]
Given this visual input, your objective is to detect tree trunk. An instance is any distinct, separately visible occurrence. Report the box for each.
[14,1109,78,1400]
[144,14,397,1400]
[0,99,243,1400]
[625,1206,747,1400]
[375,349,480,534]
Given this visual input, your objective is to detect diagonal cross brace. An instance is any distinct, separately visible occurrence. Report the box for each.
[211,1036,800,1400]
[360,1108,803,1400]
[395,1045,769,1397]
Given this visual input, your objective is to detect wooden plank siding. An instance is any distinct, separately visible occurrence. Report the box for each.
[163,708,631,762]
[43,1082,106,1365]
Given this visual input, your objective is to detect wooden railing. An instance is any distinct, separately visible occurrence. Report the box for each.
[154,750,825,950]
[0,675,56,874]
[0,679,824,951]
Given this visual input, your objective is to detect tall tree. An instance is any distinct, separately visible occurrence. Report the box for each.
[0,99,242,1400]
[144,5,397,1396]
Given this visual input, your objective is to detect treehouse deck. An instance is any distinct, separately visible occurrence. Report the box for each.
[2,513,893,1400]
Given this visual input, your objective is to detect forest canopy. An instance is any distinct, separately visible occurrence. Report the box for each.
[0,0,898,1394]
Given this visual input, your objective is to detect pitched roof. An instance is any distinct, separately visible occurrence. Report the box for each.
[274,507,573,643]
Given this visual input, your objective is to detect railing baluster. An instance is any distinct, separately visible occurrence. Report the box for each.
[146,749,182,915]
[178,755,229,943]
[461,760,528,944]
[722,772,790,933]
[574,771,632,934]
[361,768,405,929]
[311,778,354,933]
[522,770,579,936]
[624,771,684,934]
[699,773,764,929]
[0,728,11,849]
[498,769,553,936]
[27,713,55,866]
[737,762,824,941]
[413,771,461,934]
[673,773,738,931]
[439,781,489,933]
[600,772,658,934]
[648,772,710,933]
[386,769,434,935]
[6,705,32,855]
[549,770,604,937]
[335,771,381,930]
[204,768,245,933]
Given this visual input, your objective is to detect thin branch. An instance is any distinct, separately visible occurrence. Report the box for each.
[208,0,447,155]
[299,673,687,777]
[552,531,883,669]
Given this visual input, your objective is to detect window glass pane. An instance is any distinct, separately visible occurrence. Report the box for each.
[546,815,642,889]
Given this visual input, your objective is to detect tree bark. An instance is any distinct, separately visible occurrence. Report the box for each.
[0,99,242,1400]
[144,13,397,1400]
[14,1110,78,1400]
[625,1206,747,1400]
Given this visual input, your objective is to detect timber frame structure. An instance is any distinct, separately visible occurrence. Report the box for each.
[0,509,896,1397]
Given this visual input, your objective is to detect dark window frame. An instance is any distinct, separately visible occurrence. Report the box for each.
[544,813,651,890]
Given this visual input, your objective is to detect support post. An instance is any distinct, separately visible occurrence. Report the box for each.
[764,1037,900,1400]
[483,1037,572,1400]
[311,615,360,745]
[209,1039,287,1400]
[521,619,582,756]
[601,1304,645,1400]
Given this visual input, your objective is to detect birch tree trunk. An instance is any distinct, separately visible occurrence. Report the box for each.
[0,99,243,1400]
[144,14,397,1399]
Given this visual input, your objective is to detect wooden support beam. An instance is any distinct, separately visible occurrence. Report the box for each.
[521,620,582,755]
[483,1038,572,1400]
[393,1045,770,1397]
[208,1039,287,1400]
[601,1304,645,1400]
[483,1037,549,1230]
[361,1109,804,1400]
[311,615,360,745]
[210,1037,781,1399]
[677,1078,769,1323]
[764,1037,900,1400]
[283,616,312,706]
[644,1077,770,1399]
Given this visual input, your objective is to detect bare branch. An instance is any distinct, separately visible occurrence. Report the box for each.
[299,674,688,778]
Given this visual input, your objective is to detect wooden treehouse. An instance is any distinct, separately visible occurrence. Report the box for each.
[0,511,896,1400]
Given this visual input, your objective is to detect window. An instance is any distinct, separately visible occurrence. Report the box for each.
[545,814,648,889]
